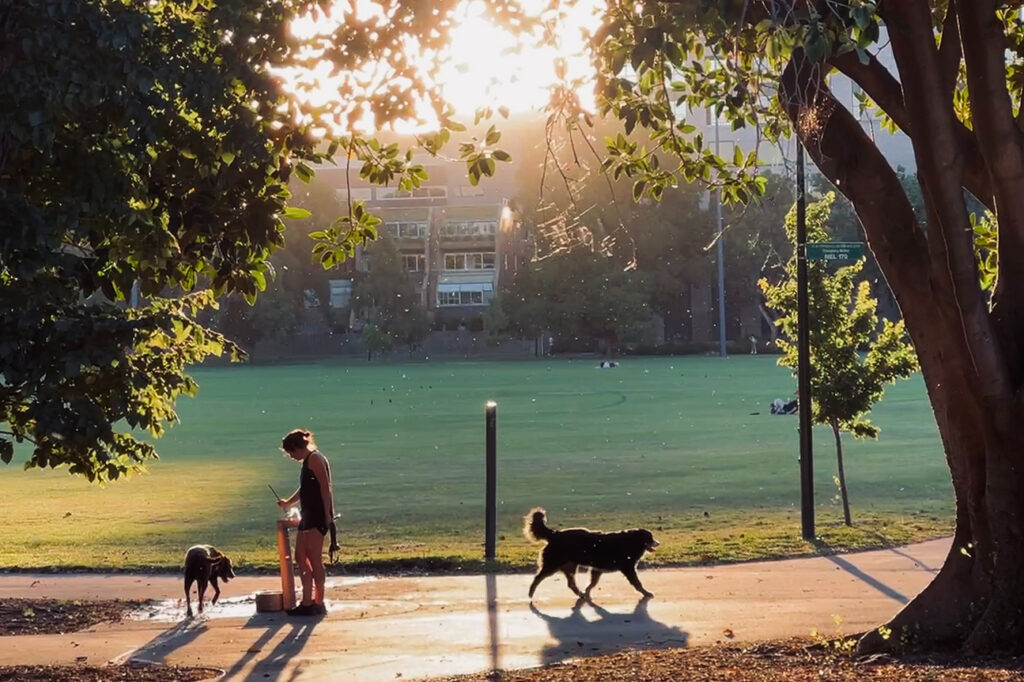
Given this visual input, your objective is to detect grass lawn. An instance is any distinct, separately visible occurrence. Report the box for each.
[0,356,953,572]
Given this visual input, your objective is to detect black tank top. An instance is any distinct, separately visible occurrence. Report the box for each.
[299,451,330,531]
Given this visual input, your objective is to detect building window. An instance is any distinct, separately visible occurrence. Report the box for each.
[386,221,428,238]
[444,252,495,270]
[436,281,493,307]
[335,188,374,203]
[442,220,498,237]
[438,291,460,306]
[402,254,425,271]
[437,290,486,306]
[456,185,486,197]
[377,186,448,199]
[328,279,352,308]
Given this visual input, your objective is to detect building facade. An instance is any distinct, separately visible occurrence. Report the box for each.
[315,159,527,328]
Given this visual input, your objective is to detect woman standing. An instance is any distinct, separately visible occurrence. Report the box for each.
[277,428,334,616]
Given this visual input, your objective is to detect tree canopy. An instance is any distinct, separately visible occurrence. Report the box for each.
[0,0,515,481]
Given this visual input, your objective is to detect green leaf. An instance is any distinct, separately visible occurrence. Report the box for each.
[282,206,312,220]
[295,162,314,183]
[632,179,646,201]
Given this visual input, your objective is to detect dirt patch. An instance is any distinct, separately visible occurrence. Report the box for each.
[429,639,1024,681]
[0,665,221,681]
[0,598,144,636]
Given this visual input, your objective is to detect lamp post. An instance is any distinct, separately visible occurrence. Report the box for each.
[796,142,815,541]
[714,115,727,358]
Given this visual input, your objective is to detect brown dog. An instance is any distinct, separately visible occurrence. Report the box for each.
[183,545,235,618]
[524,508,659,600]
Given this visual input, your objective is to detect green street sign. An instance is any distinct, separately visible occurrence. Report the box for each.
[805,242,864,262]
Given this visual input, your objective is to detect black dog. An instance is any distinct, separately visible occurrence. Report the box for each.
[524,508,659,600]
[183,545,235,618]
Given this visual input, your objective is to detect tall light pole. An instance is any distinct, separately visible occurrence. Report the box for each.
[796,142,815,541]
[714,114,727,357]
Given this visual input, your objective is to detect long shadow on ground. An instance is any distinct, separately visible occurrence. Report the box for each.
[222,614,320,682]
[529,596,688,666]
[128,610,320,682]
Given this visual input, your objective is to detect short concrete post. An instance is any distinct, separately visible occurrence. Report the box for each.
[485,400,497,561]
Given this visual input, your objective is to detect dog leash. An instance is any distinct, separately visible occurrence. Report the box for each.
[328,521,340,564]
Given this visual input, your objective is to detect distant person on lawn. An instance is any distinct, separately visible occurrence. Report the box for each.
[277,428,335,617]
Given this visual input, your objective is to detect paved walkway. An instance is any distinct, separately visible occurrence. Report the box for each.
[0,538,950,681]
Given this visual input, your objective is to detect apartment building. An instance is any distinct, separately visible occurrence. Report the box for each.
[314,158,529,327]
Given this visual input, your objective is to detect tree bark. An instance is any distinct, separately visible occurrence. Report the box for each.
[831,420,851,527]
[643,0,1024,656]
[779,31,1024,652]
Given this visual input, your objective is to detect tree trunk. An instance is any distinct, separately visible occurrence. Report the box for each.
[757,303,778,342]
[779,31,1024,652]
[831,420,852,527]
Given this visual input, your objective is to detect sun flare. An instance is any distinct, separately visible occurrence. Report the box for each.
[285,0,604,133]
[438,0,603,116]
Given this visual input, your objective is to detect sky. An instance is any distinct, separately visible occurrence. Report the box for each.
[285,0,604,133]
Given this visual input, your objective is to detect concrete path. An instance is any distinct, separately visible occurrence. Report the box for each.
[0,538,950,681]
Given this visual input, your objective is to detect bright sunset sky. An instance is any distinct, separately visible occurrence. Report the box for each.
[286,0,604,132]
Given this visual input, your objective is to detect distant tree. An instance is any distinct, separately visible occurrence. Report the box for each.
[760,193,919,525]
[719,172,795,342]
[499,277,550,356]
[243,276,305,344]
[504,249,649,354]
[282,181,351,320]
[351,236,430,353]
[630,183,715,340]
[481,295,511,337]
[361,323,392,361]
[219,281,303,349]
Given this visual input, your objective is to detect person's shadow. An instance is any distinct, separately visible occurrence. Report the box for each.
[221,612,321,681]
[129,610,321,682]
[530,596,689,666]
[125,619,210,666]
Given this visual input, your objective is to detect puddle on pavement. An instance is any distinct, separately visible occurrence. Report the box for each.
[128,586,421,623]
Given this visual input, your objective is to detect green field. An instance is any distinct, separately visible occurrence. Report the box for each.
[0,356,954,572]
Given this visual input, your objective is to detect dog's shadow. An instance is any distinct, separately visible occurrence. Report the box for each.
[529,596,689,666]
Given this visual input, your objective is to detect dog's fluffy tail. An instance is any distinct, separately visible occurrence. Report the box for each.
[523,507,554,542]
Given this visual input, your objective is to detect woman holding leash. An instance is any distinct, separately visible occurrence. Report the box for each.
[276,428,335,616]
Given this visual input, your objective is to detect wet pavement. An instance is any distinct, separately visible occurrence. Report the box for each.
[0,538,951,681]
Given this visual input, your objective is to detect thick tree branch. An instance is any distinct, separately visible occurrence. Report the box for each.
[938,1,962,98]
[779,52,929,320]
[830,49,993,211]
[884,2,1010,402]
[956,1,1024,382]
[828,51,911,132]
